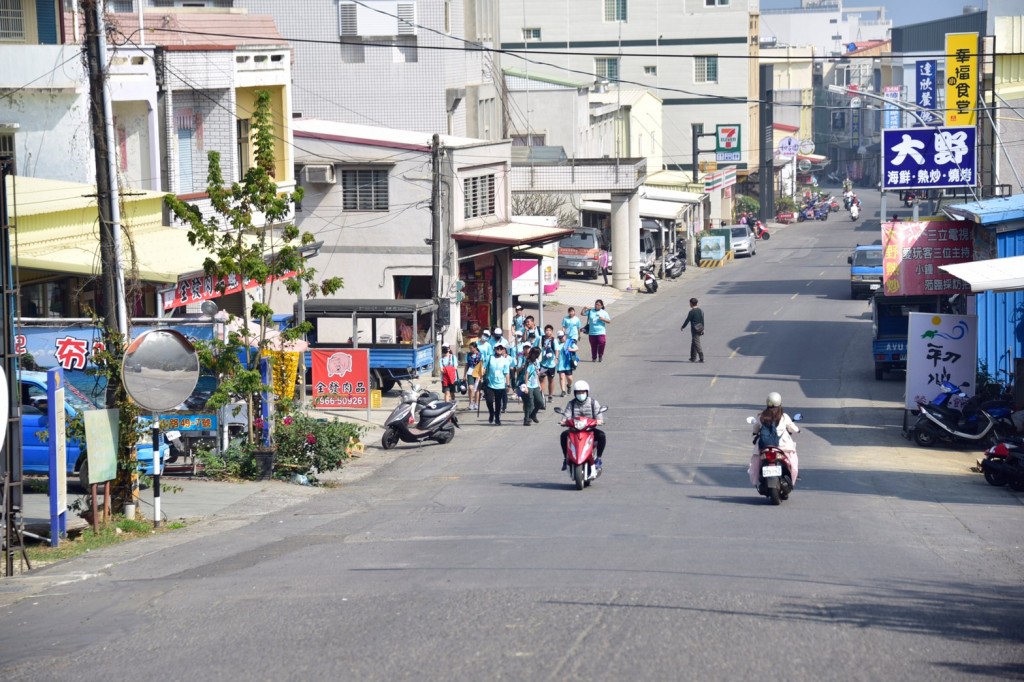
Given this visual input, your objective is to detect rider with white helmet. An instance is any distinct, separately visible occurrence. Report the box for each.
[748,391,800,487]
[561,379,606,470]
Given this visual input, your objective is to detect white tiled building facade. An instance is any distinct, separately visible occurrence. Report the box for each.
[498,0,759,172]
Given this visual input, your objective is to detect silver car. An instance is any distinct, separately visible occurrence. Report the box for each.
[730,225,756,258]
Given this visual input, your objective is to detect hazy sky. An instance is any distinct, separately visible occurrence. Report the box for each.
[758,0,988,28]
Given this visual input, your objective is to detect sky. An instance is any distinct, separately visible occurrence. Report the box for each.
[758,0,988,28]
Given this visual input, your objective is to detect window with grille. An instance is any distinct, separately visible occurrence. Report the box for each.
[604,0,626,22]
[109,1,135,11]
[694,56,718,83]
[0,132,15,173]
[644,65,657,76]
[463,175,495,219]
[342,169,389,211]
[595,57,619,82]
[511,134,545,147]
[0,0,24,41]
[704,0,730,6]
[522,28,540,41]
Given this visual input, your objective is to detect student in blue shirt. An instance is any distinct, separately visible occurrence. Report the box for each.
[555,331,578,397]
[482,343,513,425]
[512,305,526,335]
[581,299,611,362]
[561,307,583,341]
[519,347,544,426]
[538,324,558,404]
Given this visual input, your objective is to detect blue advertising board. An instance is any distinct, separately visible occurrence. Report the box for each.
[916,60,937,111]
[881,126,976,191]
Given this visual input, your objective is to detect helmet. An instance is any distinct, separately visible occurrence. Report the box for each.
[766,391,782,407]
[573,380,590,393]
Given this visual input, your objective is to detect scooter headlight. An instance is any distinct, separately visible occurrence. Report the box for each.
[574,418,587,430]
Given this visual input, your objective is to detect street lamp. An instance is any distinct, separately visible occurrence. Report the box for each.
[827,84,940,220]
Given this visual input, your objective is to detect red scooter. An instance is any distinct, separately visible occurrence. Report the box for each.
[752,220,770,240]
[555,405,607,490]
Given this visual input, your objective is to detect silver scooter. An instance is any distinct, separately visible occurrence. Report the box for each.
[381,382,459,449]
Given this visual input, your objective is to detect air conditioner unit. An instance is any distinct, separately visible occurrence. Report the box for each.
[303,165,336,184]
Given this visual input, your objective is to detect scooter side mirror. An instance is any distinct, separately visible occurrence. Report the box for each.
[553,407,564,415]
[746,416,757,425]
[793,413,803,422]
[598,405,608,414]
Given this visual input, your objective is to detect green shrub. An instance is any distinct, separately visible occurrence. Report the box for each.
[735,195,760,220]
[273,413,365,484]
[195,442,260,480]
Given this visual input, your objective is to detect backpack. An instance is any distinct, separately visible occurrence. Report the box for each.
[756,420,781,449]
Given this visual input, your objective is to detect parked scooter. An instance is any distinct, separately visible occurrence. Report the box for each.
[814,205,830,221]
[827,196,841,212]
[640,263,658,293]
[850,203,860,221]
[796,205,816,222]
[746,413,801,505]
[660,252,684,279]
[752,220,770,240]
[381,382,459,449]
[907,380,1000,448]
[555,405,608,490]
[980,436,1024,490]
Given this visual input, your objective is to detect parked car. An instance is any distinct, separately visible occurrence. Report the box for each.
[558,227,606,279]
[848,244,884,299]
[729,225,756,258]
[19,370,164,488]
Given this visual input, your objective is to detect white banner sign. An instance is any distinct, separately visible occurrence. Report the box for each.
[905,312,978,410]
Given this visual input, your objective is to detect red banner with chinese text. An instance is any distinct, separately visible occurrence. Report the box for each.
[882,220,974,296]
[310,349,370,410]
[163,271,297,311]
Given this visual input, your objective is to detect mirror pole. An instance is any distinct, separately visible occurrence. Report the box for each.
[152,415,161,528]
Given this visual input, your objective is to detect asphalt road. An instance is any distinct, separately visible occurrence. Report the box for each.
[2,190,1023,681]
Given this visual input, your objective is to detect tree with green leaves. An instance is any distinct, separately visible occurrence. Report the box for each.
[165,90,342,442]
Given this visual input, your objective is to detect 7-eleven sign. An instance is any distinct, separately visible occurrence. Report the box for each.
[715,124,742,162]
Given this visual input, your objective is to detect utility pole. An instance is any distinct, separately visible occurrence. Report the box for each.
[430,134,442,378]
[83,1,128,363]
[758,64,775,224]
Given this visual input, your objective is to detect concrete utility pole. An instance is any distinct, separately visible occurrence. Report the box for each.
[431,133,442,378]
[83,1,128,354]
[758,64,775,224]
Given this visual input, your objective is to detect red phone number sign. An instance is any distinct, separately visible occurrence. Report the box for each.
[311,349,370,410]
[882,220,974,296]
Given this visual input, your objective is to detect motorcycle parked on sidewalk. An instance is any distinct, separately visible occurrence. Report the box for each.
[752,220,770,240]
[660,252,684,279]
[555,405,607,490]
[796,205,815,222]
[980,436,1024,490]
[746,414,801,505]
[640,264,658,293]
[907,381,1000,448]
[381,382,459,449]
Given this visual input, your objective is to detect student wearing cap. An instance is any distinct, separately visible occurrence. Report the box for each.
[465,341,482,411]
[439,344,459,402]
[512,305,526,335]
[478,328,494,364]
[482,342,513,425]
[490,327,506,353]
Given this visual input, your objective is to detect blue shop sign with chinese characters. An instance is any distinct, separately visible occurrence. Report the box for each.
[916,60,936,111]
[881,126,976,191]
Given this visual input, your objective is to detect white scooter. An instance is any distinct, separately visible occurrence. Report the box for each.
[850,203,860,221]
[640,264,658,293]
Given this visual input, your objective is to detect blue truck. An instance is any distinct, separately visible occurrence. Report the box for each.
[288,298,439,394]
[871,293,950,381]
[848,244,883,299]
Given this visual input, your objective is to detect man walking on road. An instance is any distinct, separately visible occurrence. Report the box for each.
[680,297,705,363]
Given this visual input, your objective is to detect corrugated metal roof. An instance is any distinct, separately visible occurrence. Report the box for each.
[943,195,1024,226]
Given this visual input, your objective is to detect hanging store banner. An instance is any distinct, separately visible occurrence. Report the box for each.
[880,126,976,191]
[881,220,974,297]
[163,270,298,311]
[905,313,977,410]
[883,86,902,129]
[916,60,937,111]
[944,33,978,126]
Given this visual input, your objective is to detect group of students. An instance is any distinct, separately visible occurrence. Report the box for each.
[437,302,611,426]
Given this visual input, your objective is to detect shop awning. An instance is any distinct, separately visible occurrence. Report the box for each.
[938,256,1024,293]
[942,195,1024,226]
[798,153,828,164]
[452,222,574,247]
[15,223,218,283]
[580,199,687,221]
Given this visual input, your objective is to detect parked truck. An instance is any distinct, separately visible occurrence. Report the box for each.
[871,293,952,381]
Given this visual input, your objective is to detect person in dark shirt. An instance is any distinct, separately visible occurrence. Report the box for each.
[680,297,705,363]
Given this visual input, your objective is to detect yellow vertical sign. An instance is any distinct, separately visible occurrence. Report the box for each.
[945,32,977,126]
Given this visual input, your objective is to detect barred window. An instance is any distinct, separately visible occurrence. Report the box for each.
[0,0,24,41]
[596,57,619,82]
[694,56,718,84]
[463,174,495,219]
[604,0,626,22]
[342,169,389,211]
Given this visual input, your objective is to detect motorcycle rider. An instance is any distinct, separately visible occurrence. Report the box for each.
[560,380,606,471]
[748,391,800,487]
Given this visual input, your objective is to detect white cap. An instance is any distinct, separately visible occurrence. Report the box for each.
[557,330,565,337]
[493,327,503,335]
[515,330,523,336]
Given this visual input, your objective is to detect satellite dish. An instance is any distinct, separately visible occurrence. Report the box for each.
[200,300,219,318]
